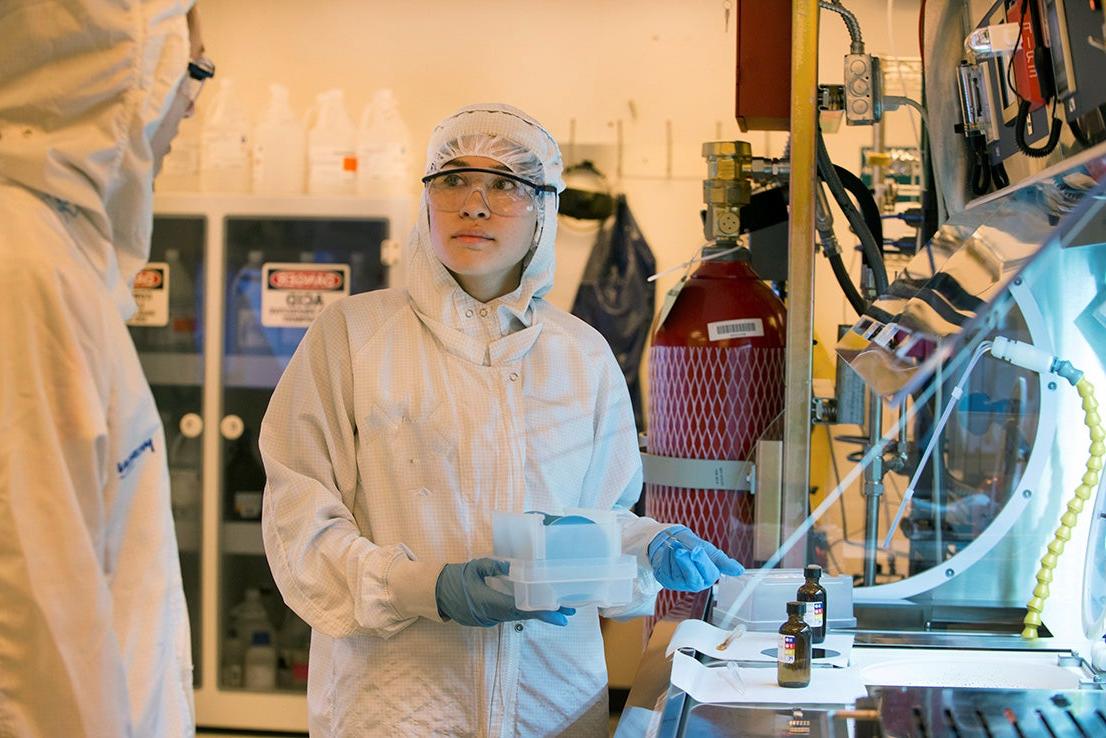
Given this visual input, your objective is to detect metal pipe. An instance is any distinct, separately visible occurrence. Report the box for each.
[863,387,885,585]
[781,0,820,568]
[819,0,865,55]
[872,109,886,212]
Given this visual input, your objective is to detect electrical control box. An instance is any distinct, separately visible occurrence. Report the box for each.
[958,2,1056,163]
[734,0,793,131]
[1042,0,1106,123]
[844,53,882,125]
[1005,0,1053,111]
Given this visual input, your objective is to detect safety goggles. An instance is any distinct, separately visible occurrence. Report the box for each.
[181,56,215,117]
[421,167,556,217]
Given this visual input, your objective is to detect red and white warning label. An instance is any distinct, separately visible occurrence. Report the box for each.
[128,262,169,327]
[261,262,350,328]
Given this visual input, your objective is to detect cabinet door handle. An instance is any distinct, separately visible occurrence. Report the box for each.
[220,414,244,440]
[179,412,204,438]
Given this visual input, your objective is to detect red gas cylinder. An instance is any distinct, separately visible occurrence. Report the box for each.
[646,248,786,623]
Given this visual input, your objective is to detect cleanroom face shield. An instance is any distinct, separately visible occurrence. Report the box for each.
[422,167,556,217]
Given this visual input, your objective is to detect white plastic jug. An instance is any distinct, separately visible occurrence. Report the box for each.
[230,587,273,646]
[252,83,305,194]
[156,114,201,192]
[167,415,201,523]
[228,250,269,355]
[356,88,411,197]
[163,248,197,351]
[244,631,277,689]
[200,78,251,193]
[306,89,357,195]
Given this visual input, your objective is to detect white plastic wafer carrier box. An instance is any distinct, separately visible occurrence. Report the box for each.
[490,508,637,611]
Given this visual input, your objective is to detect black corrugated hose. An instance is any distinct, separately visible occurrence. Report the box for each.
[828,250,868,315]
[832,164,885,263]
[816,127,889,298]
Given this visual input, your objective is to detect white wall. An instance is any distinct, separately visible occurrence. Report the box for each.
[196,0,922,324]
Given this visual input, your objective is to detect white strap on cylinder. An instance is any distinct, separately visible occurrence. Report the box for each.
[640,452,754,492]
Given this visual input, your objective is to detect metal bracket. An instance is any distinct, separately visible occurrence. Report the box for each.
[818,84,846,112]
[811,395,838,424]
[956,62,986,136]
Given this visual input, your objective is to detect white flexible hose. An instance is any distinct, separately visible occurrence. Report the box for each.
[881,341,992,548]
[646,242,743,283]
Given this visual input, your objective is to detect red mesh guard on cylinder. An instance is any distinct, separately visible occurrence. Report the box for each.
[645,345,785,628]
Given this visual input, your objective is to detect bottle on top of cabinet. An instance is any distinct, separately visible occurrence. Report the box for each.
[306,89,357,195]
[157,113,201,192]
[253,83,305,194]
[200,78,251,193]
[356,88,411,198]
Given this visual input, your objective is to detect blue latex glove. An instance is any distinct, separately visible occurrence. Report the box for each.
[648,526,745,592]
[435,558,576,627]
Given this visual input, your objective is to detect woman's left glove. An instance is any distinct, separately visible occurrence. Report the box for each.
[648,525,745,592]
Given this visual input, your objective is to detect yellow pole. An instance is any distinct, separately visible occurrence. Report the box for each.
[781,0,820,567]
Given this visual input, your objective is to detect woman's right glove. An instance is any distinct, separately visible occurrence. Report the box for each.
[647,525,745,592]
[435,558,576,627]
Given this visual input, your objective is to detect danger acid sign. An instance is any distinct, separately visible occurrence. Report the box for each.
[261,262,350,328]
[128,263,169,327]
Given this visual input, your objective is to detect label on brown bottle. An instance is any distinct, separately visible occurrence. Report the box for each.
[778,634,796,664]
[803,601,824,628]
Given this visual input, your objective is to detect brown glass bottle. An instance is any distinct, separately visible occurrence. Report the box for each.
[797,564,828,644]
[777,600,812,688]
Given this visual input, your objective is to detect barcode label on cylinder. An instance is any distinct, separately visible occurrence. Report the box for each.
[708,318,764,342]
